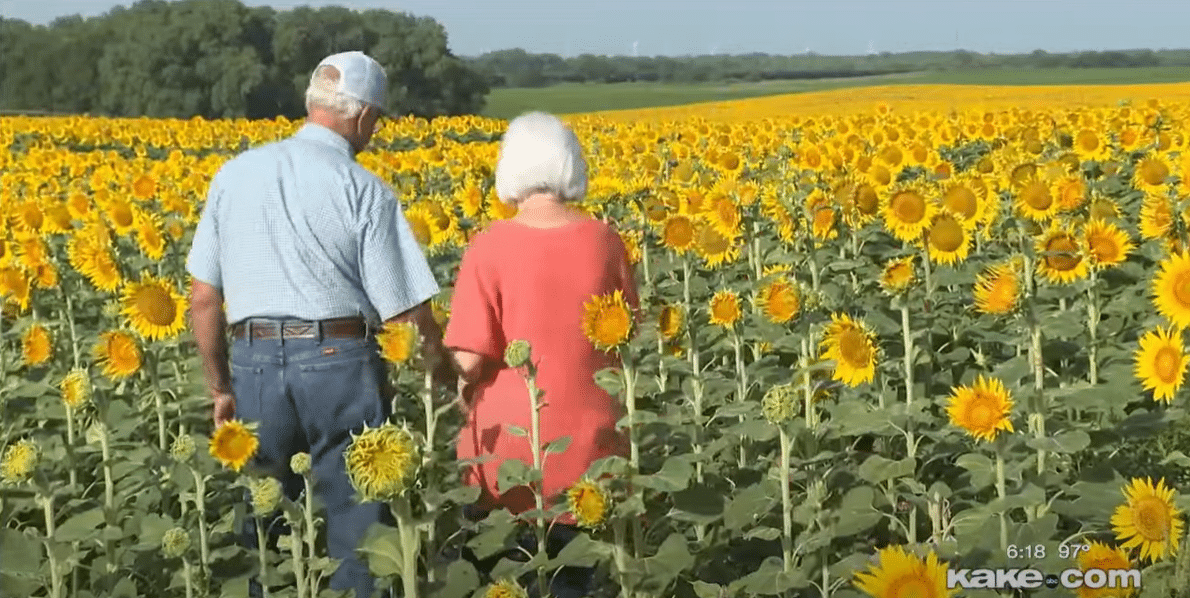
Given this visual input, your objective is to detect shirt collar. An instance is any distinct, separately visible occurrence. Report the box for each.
[294,123,354,158]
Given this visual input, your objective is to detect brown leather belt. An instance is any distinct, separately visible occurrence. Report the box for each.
[230,317,368,340]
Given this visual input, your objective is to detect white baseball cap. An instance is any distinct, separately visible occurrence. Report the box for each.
[313,51,388,114]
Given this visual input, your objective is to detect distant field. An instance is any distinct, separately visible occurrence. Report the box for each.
[480,66,1190,119]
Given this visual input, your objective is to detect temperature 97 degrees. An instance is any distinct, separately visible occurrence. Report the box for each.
[1006,543,1091,560]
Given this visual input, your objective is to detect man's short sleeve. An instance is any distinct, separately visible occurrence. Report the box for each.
[358,184,440,320]
[186,179,223,288]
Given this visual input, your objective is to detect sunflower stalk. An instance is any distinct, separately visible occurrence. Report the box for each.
[620,349,645,557]
[732,328,747,468]
[1086,267,1099,384]
[995,449,1008,555]
[40,492,63,598]
[287,520,308,598]
[778,424,794,574]
[190,468,211,575]
[255,515,271,598]
[150,348,167,452]
[65,405,77,488]
[900,301,917,460]
[392,495,421,598]
[97,421,117,573]
[611,516,635,598]
[521,360,549,598]
[681,257,706,490]
[420,367,439,584]
[62,292,81,368]
[801,337,819,431]
[303,474,318,598]
[182,556,195,598]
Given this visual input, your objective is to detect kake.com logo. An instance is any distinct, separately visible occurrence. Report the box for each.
[947,567,1141,590]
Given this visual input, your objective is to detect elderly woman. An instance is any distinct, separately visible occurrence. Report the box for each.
[444,111,639,596]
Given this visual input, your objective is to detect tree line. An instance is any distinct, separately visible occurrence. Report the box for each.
[0,0,490,119]
[464,48,1190,88]
[2,0,1189,119]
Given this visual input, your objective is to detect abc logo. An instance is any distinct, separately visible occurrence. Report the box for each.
[1044,574,1060,588]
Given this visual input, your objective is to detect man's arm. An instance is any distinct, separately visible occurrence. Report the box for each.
[190,280,235,426]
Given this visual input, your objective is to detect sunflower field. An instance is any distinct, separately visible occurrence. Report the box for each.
[6,83,1190,598]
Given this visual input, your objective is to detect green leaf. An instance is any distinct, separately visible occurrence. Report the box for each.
[55,507,105,542]
[357,523,403,578]
[744,526,782,541]
[833,486,881,536]
[634,456,694,492]
[497,458,534,493]
[637,533,695,594]
[544,435,572,455]
[505,425,528,438]
[465,510,518,561]
[856,455,916,484]
[594,367,624,396]
[691,581,728,598]
[0,528,41,574]
[431,560,481,598]
[669,484,726,525]
[956,453,996,489]
[734,556,809,595]
[724,481,779,531]
[548,532,604,568]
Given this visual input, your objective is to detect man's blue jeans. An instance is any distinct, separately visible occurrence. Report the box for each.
[230,328,392,598]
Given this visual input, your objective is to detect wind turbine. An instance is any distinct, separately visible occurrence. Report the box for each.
[632,41,639,57]
[867,40,877,55]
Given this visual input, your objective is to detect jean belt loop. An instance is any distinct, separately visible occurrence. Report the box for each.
[315,319,323,344]
[279,319,285,348]
[246,320,253,346]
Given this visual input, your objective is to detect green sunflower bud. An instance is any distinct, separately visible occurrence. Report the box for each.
[290,452,311,476]
[162,527,191,559]
[762,383,798,425]
[504,339,532,368]
[249,477,283,514]
[170,434,195,461]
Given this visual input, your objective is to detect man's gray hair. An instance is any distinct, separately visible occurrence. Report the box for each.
[494,111,588,205]
[305,64,364,119]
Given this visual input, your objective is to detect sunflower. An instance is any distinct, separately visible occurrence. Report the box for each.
[1072,128,1110,162]
[0,438,39,486]
[567,478,612,529]
[1134,327,1188,403]
[0,266,31,312]
[973,259,1021,315]
[853,545,952,598]
[658,304,684,342]
[1139,193,1174,241]
[693,220,739,268]
[708,290,742,328]
[1055,175,1088,212]
[1111,477,1184,563]
[459,183,486,219]
[756,277,800,323]
[945,375,1014,442]
[404,204,434,246]
[119,273,187,341]
[706,192,741,237]
[135,211,167,260]
[1084,219,1133,268]
[1013,174,1061,222]
[882,184,935,243]
[1133,154,1172,193]
[819,313,878,387]
[660,214,696,253]
[1074,541,1138,598]
[208,420,259,473]
[344,422,420,501]
[377,321,418,365]
[938,177,987,228]
[93,330,142,380]
[249,476,283,514]
[581,290,634,351]
[1152,252,1190,328]
[483,579,529,598]
[880,256,915,295]
[1035,223,1089,285]
[925,213,971,265]
[805,189,838,242]
[21,322,52,366]
[60,369,92,409]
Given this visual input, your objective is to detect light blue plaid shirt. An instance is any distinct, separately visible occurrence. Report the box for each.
[186,123,440,326]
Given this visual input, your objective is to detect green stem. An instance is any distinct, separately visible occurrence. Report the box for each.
[733,330,746,468]
[256,517,271,598]
[65,406,77,489]
[42,493,63,598]
[98,423,116,573]
[191,469,210,575]
[1087,268,1099,384]
[421,367,439,584]
[151,349,167,452]
[612,517,633,598]
[996,450,1008,554]
[183,557,194,598]
[778,426,793,574]
[63,292,80,368]
[289,516,308,598]
[525,368,548,598]
[801,337,818,431]
[621,351,644,557]
[303,475,318,598]
[393,496,420,598]
[900,302,916,459]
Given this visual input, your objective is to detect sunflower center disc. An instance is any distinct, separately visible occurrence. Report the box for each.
[135,286,177,326]
[1154,346,1182,384]
[892,193,925,223]
[930,218,964,252]
[1045,237,1081,271]
[838,330,871,365]
[945,186,978,219]
[1134,497,1170,541]
[1173,271,1190,307]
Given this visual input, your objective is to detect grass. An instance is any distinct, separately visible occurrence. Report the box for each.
[480,66,1190,119]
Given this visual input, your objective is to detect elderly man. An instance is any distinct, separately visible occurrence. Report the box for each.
[187,51,453,598]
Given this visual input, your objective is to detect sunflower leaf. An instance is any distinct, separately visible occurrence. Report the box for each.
[357,523,403,578]
[543,435,572,455]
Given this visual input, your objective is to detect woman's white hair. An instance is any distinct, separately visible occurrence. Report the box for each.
[494,111,588,205]
[305,64,364,119]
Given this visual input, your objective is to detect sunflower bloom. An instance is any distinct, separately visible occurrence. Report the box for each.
[882,185,935,243]
[1134,327,1188,403]
[1035,223,1089,285]
[946,375,1014,442]
[660,214,696,253]
[853,545,953,598]
[1074,541,1139,598]
[1084,219,1133,268]
[1111,477,1183,563]
[756,277,800,323]
[925,213,971,265]
[567,478,612,529]
[973,259,1022,315]
[93,330,142,380]
[209,420,259,472]
[119,273,187,341]
[344,422,419,502]
[1152,252,1190,328]
[0,438,39,485]
[657,304,684,342]
[377,321,418,365]
[880,256,915,295]
[581,290,634,351]
[21,322,52,366]
[60,369,92,409]
[483,579,529,598]
[819,313,878,387]
[708,290,742,328]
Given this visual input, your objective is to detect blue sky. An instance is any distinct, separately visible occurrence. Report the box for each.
[3,0,1188,58]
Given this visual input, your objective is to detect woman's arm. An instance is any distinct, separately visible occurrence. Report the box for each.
[451,348,489,384]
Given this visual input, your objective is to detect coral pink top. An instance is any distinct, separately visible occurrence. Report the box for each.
[444,217,640,520]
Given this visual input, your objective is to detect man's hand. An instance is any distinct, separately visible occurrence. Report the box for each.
[212,392,236,427]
